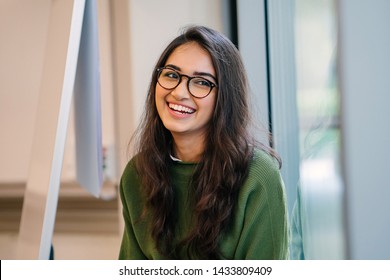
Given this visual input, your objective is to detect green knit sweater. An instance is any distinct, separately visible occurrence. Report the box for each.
[118,149,289,259]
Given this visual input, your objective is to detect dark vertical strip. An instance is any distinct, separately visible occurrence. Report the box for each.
[229,0,239,48]
[263,0,274,144]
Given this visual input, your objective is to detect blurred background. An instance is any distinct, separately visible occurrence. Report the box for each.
[0,0,389,259]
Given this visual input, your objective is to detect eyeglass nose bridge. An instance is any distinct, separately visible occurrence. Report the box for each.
[175,72,192,92]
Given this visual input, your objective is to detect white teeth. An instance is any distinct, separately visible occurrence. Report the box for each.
[169,103,195,114]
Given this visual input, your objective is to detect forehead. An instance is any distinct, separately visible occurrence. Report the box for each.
[165,42,215,75]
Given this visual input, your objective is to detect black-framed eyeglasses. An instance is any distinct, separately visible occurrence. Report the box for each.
[156,67,217,99]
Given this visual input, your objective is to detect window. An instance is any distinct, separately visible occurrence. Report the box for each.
[292,0,345,259]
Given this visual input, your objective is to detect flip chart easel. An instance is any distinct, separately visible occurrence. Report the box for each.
[15,0,102,259]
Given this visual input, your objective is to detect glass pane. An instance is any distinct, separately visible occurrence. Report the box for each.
[291,0,345,259]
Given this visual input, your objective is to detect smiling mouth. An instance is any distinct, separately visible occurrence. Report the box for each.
[168,103,196,114]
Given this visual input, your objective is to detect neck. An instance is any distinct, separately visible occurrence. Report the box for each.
[171,133,205,162]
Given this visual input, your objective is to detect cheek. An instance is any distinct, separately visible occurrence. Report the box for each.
[154,86,164,116]
[155,85,166,107]
[155,84,162,99]
[200,96,217,119]
[155,84,169,101]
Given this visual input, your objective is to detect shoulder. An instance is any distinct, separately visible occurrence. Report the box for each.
[241,148,285,200]
[120,156,142,195]
[120,156,137,180]
[248,148,281,182]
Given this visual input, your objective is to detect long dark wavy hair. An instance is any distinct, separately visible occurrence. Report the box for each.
[131,25,279,259]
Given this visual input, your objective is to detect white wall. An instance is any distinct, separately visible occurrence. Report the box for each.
[0,1,51,182]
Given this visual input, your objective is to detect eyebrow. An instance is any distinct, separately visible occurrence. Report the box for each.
[165,64,217,82]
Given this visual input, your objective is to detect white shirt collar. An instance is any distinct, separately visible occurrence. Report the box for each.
[170,154,182,162]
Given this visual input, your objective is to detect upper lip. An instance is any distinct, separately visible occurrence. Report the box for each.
[167,102,196,113]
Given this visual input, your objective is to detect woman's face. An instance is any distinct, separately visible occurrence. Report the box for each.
[155,42,217,143]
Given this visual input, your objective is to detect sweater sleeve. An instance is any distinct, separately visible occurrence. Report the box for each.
[118,167,147,260]
[232,154,289,260]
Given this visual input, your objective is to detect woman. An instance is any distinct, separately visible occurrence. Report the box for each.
[119,25,289,259]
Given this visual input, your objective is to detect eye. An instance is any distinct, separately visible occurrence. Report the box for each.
[192,77,212,88]
[162,69,179,80]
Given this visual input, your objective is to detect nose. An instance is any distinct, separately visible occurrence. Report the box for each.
[171,77,190,100]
